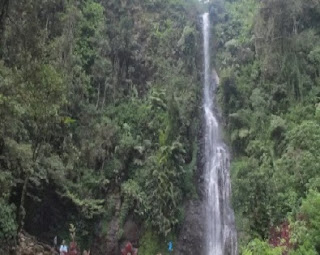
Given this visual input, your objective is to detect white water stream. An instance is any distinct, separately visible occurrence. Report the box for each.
[202,12,238,255]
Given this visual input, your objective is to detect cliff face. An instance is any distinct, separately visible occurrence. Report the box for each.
[174,114,206,255]
[175,200,206,255]
[87,4,206,253]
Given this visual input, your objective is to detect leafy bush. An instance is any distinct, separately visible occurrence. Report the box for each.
[242,239,282,255]
[0,199,17,241]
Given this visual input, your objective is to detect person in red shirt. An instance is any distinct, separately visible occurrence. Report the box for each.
[121,242,138,255]
[69,241,79,255]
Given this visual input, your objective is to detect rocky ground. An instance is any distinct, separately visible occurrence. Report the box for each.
[13,232,57,255]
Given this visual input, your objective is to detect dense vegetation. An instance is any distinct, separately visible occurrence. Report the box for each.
[213,0,320,253]
[2,0,320,254]
[0,0,201,253]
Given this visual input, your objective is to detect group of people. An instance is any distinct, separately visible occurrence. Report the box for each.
[54,237,90,255]
[54,239,171,255]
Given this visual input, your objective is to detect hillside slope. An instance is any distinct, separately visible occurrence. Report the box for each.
[213,0,320,253]
[0,0,203,254]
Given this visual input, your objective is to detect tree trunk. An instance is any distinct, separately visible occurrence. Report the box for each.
[96,82,100,109]
[101,79,108,108]
[0,0,10,56]
[17,173,30,234]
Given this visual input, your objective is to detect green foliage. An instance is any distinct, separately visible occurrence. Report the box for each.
[0,171,13,199]
[0,199,17,241]
[297,191,320,252]
[144,140,186,236]
[0,0,202,249]
[63,190,105,219]
[138,229,171,255]
[23,63,65,119]
[75,0,106,72]
[215,0,320,252]
[290,220,317,255]
[242,239,282,255]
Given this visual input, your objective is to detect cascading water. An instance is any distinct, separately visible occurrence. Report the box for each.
[202,13,238,255]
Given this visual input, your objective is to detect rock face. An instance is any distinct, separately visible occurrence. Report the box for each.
[175,200,206,255]
[121,219,140,247]
[175,118,206,255]
[91,214,140,255]
[91,194,121,255]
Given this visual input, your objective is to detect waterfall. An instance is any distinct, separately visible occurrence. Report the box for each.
[202,12,238,255]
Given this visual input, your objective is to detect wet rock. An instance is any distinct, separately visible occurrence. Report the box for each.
[122,219,139,245]
[91,194,121,255]
[175,199,206,255]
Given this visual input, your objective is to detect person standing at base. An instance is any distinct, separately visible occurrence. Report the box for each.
[53,236,58,253]
[59,240,68,255]
[168,241,173,253]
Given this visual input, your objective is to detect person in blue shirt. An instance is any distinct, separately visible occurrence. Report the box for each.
[168,241,173,252]
[59,240,68,255]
